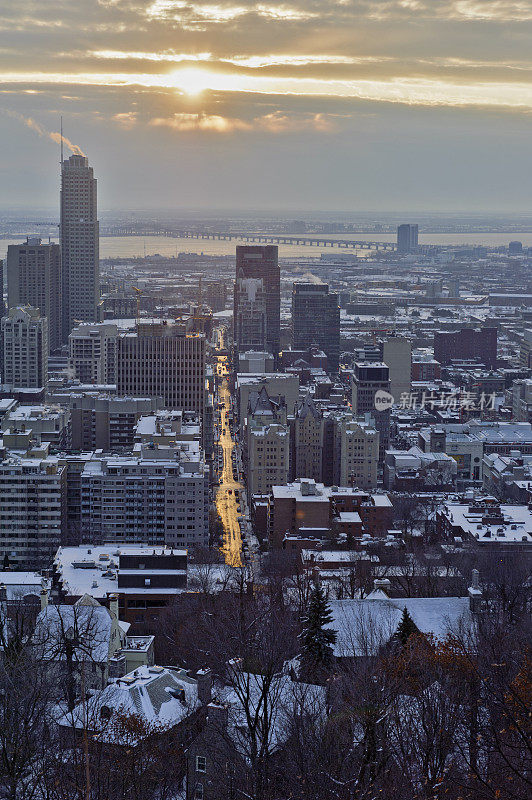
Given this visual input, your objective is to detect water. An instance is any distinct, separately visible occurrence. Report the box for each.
[1,231,531,262]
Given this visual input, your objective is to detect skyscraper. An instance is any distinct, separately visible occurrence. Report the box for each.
[234,277,267,353]
[234,245,280,362]
[397,223,419,254]
[7,237,61,353]
[291,283,341,372]
[60,153,99,342]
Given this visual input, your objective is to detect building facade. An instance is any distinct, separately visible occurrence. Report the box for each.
[68,322,118,384]
[60,153,99,342]
[7,238,62,353]
[0,455,66,567]
[292,283,340,372]
[234,246,280,363]
[80,446,209,548]
[397,224,419,253]
[434,327,497,368]
[117,323,206,416]
[1,306,48,388]
[234,277,267,353]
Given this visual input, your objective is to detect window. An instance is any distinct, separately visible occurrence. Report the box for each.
[196,755,206,773]
[194,785,204,800]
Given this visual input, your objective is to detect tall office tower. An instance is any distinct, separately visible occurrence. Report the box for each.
[292,283,340,372]
[381,336,412,402]
[351,362,391,461]
[397,223,419,254]
[60,153,99,342]
[1,306,48,388]
[7,237,61,353]
[117,322,206,415]
[234,245,280,362]
[234,277,267,353]
[68,321,118,384]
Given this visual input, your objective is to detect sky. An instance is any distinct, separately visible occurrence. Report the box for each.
[1,0,532,214]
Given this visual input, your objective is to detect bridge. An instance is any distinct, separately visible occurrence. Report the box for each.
[100,227,397,251]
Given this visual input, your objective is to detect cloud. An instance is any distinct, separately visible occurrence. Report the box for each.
[149,109,338,132]
[112,110,138,127]
[150,111,251,131]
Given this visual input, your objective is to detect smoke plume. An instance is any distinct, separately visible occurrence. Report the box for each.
[5,111,85,156]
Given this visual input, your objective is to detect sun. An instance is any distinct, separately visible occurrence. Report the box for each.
[169,67,215,96]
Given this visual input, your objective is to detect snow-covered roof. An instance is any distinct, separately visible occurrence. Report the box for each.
[56,665,200,743]
[327,597,472,657]
[217,672,326,754]
[34,601,116,663]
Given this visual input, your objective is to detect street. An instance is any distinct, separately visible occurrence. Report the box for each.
[215,332,243,567]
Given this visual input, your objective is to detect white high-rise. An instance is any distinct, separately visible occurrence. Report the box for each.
[60,154,99,342]
[68,321,118,384]
[1,306,48,388]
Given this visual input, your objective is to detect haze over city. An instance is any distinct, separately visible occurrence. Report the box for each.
[2,0,532,212]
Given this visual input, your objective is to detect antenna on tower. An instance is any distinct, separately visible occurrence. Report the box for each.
[60,115,63,166]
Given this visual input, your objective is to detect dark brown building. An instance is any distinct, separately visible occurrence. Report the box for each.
[234,246,280,362]
[434,327,497,368]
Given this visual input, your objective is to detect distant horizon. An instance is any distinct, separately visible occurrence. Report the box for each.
[3,207,532,224]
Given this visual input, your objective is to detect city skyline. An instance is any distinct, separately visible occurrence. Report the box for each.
[1,1,532,212]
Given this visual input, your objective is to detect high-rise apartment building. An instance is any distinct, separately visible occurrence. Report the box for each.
[1,306,48,388]
[117,322,206,416]
[292,283,340,372]
[68,322,118,384]
[68,394,163,451]
[397,224,419,254]
[334,414,379,488]
[234,277,267,353]
[7,238,61,353]
[80,444,209,548]
[234,246,280,362]
[0,455,66,567]
[60,153,99,342]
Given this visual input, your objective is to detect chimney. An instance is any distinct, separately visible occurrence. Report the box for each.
[196,668,212,705]
[227,657,243,684]
[109,593,119,621]
[207,702,228,730]
[40,586,49,611]
[468,569,482,613]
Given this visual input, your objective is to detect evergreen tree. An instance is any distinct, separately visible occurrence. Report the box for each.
[299,583,337,677]
[395,606,419,646]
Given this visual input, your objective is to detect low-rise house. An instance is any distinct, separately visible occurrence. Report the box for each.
[326,582,478,665]
[57,664,203,745]
[186,670,326,800]
[33,593,128,694]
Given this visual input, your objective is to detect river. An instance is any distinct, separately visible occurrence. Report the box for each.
[1,231,531,262]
